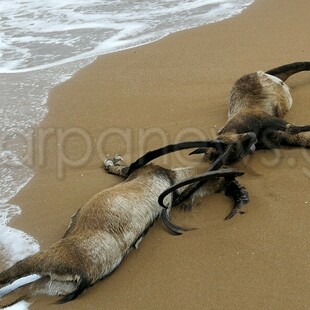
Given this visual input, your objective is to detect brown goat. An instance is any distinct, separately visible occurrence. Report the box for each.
[193,62,310,163]
[0,154,245,307]
[145,62,310,210]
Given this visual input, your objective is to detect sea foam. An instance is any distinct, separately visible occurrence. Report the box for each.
[0,1,254,308]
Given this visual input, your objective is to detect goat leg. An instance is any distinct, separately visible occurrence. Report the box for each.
[224,180,249,220]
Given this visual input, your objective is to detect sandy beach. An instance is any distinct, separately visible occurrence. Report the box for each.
[6,0,310,308]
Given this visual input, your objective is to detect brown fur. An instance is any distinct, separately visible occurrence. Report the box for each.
[0,155,243,307]
[168,63,310,208]
[201,62,310,163]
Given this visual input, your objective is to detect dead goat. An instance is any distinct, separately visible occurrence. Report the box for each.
[192,61,310,163]
[123,62,310,222]
[0,152,245,307]
[125,139,255,223]
[167,62,310,207]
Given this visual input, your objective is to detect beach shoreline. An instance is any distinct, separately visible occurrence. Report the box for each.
[5,0,310,308]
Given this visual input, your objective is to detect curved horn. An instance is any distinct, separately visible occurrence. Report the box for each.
[208,144,233,170]
[160,144,235,210]
[161,209,196,235]
[170,144,234,207]
[127,140,227,175]
[189,148,206,155]
[158,168,244,209]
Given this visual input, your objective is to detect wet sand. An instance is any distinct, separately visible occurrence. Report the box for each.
[7,0,310,308]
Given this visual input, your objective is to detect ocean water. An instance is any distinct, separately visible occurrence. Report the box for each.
[0,0,254,307]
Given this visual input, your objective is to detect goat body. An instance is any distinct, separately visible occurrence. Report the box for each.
[0,156,244,307]
[199,62,310,163]
[149,62,310,213]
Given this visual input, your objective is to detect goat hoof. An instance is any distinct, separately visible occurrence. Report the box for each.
[104,158,114,169]
[113,154,123,165]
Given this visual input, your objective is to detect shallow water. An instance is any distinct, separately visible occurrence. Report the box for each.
[0,0,254,307]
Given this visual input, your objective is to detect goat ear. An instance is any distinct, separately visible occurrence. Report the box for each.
[127,140,227,175]
[244,132,257,140]
[242,132,257,146]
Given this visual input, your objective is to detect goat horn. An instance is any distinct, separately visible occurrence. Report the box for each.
[127,140,227,175]
[158,168,244,210]
[161,209,196,235]
[161,144,235,209]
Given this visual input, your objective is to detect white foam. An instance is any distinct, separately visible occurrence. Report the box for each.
[0,153,40,308]
[0,0,254,73]
[0,1,255,308]
[0,211,39,265]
